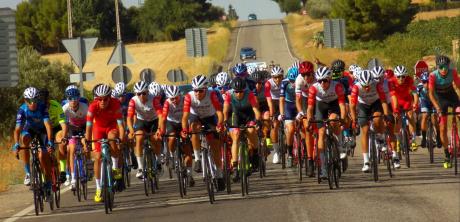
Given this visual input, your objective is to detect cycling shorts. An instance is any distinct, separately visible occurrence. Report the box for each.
[271,99,280,117]
[92,124,118,152]
[21,129,48,153]
[228,111,255,131]
[68,127,85,145]
[396,97,412,112]
[259,101,269,113]
[284,101,297,122]
[357,100,383,126]
[315,99,340,128]
[134,119,159,134]
[419,98,435,113]
[166,121,182,135]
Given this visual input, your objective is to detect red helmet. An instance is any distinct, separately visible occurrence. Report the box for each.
[299,61,314,74]
[385,69,394,79]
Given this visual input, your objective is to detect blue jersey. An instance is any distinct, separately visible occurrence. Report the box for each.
[15,102,50,132]
[61,97,89,106]
[280,79,296,103]
[417,83,429,101]
[121,92,135,117]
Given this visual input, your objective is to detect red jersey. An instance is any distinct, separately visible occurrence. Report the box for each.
[86,98,123,128]
[388,76,416,101]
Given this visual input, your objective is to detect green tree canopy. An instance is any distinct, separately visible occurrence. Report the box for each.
[330,0,416,41]
[273,0,302,14]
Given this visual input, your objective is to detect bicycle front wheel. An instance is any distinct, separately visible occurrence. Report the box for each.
[427,119,434,164]
[203,150,214,204]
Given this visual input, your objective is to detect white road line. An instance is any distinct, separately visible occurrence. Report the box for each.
[280,21,299,61]
[228,23,243,71]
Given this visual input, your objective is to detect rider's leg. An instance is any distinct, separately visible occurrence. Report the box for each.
[134,130,145,171]
[20,133,31,183]
[108,129,120,170]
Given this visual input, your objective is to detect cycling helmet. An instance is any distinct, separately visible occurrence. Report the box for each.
[287,67,299,81]
[315,66,331,80]
[299,61,314,74]
[349,64,358,73]
[94,84,111,97]
[251,71,265,82]
[191,75,208,89]
[353,66,363,79]
[292,60,300,69]
[66,85,78,92]
[331,59,345,72]
[358,70,373,86]
[394,65,408,77]
[165,85,180,98]
[271,65,284,76]
[148,82,161,96]
[215,72,230,87]
[134,81,149,93]
[24,87,39,99]
[247,66,256,75]
[114,82,126,95]
[231,77,247,91]
[436,55,450,66]
[371,66,385,79]
[65,88,80,98]
[420,71,429,82]
[111,88,123,98]
[233,63,247,77]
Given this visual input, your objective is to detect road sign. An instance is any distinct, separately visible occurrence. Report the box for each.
[414,60,429,78]
[62,37,98,70]
[69,72,95,83]
[140,68,155,83]
[185,28,208,57]
[367,58,384,70]
[167,69,187,82]
[0,8,19,88]
[112,66,132,84]
[107,41,134,65]
[323,19,346,49]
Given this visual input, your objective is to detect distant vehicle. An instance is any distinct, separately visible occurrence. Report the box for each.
[248,13,257,21]
[240,47,256,60]
[246,61,267,70]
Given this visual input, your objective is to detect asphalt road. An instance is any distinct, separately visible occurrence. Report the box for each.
[2,20,460,222]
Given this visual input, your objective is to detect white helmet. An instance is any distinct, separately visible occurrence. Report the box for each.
[353,66,363,79]
[191,75,208,89]
[348,64,358,73]
[94,84,111,97]
[215,72,230,87]
[148,82,161,96]
[247,66,256,75]
[165,85,180,98]
[371,66,385,79]
[114,82,126,94]
[111,88,123,98]
[271,66,283,76]
[315,66,331,80]
[134,81,149,93]
[358,70,373,86]
[65,85,78,92]
[394,65,408,77]
[23,87,39,99]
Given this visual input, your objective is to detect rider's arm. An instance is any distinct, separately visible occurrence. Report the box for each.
[264,80,273,117]
[126,98,136,134]
[452,69,460,98]
[153,96,164,133]
[13,108,25,146]
[428,72,441,112]
[85,103,95,142]
[279,81,286,116]
[294,77,303,113]
[160,100,170,133]
[181,94,191,131]
[377,82,389,116]
[388,80,400,114]
[210,91,223,126]
[249,92,261,120]
[223,91,230,122]
[114,102,124,140]
[349,84,359,122]
[336,83,346,120]
[307,85,317,120]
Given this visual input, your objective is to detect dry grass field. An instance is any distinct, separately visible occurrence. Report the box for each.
[0,139,23,192]
[44,22,232,89]
[414,8,460,21]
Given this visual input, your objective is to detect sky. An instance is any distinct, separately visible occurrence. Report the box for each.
[0,0,285,20]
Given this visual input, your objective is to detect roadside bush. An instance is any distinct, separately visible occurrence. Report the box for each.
[306,0,334,19]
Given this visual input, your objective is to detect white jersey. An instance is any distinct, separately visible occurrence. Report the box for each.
[295,75,314,98]
[185,90,217,118]
[62,102,88,129]
[165,97,184,123]
[312,81,340,103]
[266,78,281,100]
[356,82,380,105]
[129,95,159,121]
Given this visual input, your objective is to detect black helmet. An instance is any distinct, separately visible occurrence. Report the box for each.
[39,88,49,101]
[331,59,345,72]
[231,77,247,91]
[251,71,265,82]
[436,55,450,66]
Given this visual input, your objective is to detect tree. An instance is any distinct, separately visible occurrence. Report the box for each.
[228,4,239,20]
[306,0,334,19]
[330,0,416,41]
[15,2,38,49]
[273,0,302,14]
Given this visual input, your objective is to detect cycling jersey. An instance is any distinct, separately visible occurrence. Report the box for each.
[245,78,256,91]
[308,81,346,106]
[428,69,460,94]
[381,79,391,104]
[417,83,434,112]
[350,82,386,105]
[280,79,296,103]
[62,102,88,129]
[61,97,88,106]
[335,75,354,96]
[16,102,50,132]
[209,86,224,104]
[86,98,123,128]
[121,93,135,117]
[225,89,257,126]
[295,75,314,98]
[183,90,222,118]
[48,100,65,128]
[127,95,162,121]
[388,76,416,112]
[163,97,184,123]
[264,78,281,100]
[254,84,266,103]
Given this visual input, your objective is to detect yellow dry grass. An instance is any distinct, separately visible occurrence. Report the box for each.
[44,22,231,88]
[0,139,23,192]
[283,13,362,65]
[414,8,460,21]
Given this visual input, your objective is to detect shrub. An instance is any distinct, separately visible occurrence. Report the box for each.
[306,0,334,19]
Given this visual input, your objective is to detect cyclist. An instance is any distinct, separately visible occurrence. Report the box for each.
[306,67,347,179]
[223,77,261,182]
[181,75,226,191]
[417,72,441,149]
[85,84,125,203]
[279,67,299,167]
[265,66,284,164]
[12,87,54,201]
[61,85,88,105]
[127,81,163,179]
[252,70,271,149]
[233,63,256,91]
[160,85,195,186]
[111,82,135,119]
[295,60,316,176]
[62,88,88,191]
[40,89,69,185]
[350,70,390,172]
[349,64,361,82]
[215,71,231,102]
[428,55,460,168]
[389,65,419,155]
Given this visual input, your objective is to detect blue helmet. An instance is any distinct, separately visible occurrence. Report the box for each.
[287,67,299,81]
[65,88,80,98]
[420,71,429,82]
[233,63,247,77]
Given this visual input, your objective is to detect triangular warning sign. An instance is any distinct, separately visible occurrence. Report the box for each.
[107,41,135,65]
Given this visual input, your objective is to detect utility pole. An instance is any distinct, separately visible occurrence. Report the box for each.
[67,0,73,38]
[115,0,121,41]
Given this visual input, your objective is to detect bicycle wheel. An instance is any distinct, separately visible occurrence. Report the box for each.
[102,159,110,214]
[258,136,264,179]
[295,134,303,182]
[31,163,41,216]
[239,142,247,197]
[176,143,185,198]
[326,139,333,189]
[453,124,458,175]
[315,141,321,184]
[427,119,434,164]
[386,151,393,178]
[369,132,378,182]
[222,138,231,194]
[123,147,131,188]
[203,150,214,204]
[82,157,88,200]
[279,126,286,169]
[402,129,410,168]
[75,158,81,202]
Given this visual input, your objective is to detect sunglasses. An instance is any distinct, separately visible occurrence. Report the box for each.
[438,65,448,70]
[136,92,147,96]
[234,90,244,94]
[67,96,79,101]
[318,79,329,84]
[193,89,206,93]
[273,76,283,79]
[96,96,109,102]
[25,98,39,104]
